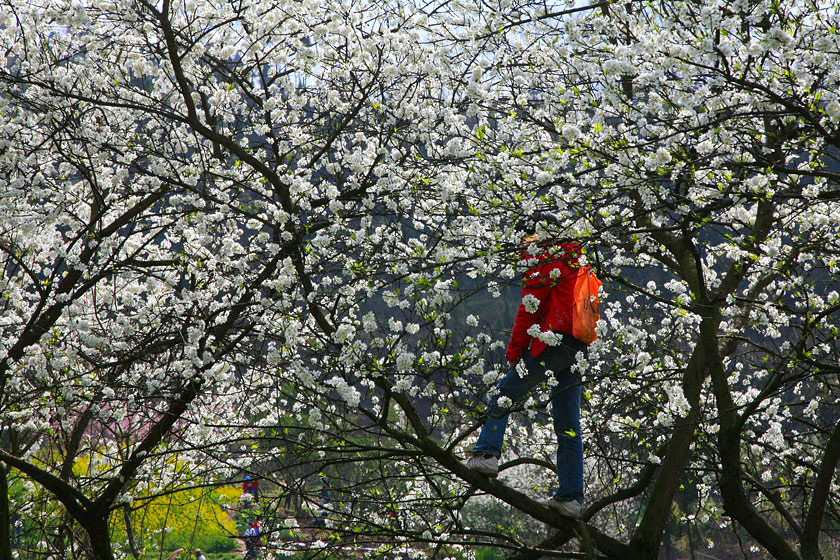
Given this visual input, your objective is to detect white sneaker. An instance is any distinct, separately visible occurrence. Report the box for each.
[543,498,583,519]
[465,454,499,477]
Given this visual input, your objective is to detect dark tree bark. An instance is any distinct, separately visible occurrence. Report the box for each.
[800,420,840,560]
[0,465,10,560]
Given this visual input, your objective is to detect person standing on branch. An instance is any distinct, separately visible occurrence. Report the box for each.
[464,214,600,519]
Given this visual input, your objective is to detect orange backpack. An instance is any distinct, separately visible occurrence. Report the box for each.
[571,266,602,345]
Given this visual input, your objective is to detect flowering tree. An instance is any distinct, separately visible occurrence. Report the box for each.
[1,0,839,559]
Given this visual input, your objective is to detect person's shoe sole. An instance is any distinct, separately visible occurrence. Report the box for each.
[465,456,499,478]
[543,498,582,519]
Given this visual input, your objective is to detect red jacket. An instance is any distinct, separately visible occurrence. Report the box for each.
[505,241,581,362]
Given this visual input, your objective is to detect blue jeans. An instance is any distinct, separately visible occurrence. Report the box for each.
[472,336,585,502]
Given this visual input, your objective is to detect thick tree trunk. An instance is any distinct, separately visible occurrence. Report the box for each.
[84,515,116,560]
[0,466,11,560]
[800,420,840,560]
[701,314,801,560]
[0,449,115,560]
[625,345,706,560]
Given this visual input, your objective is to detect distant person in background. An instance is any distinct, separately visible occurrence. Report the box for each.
[12,511,23,548]
[243,519,262,560]
[319,487,331,507]
[243,475,260,502]
[193,549,207,560]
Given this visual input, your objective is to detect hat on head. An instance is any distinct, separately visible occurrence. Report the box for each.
[531,210,562,225]
[513,215,537,235]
